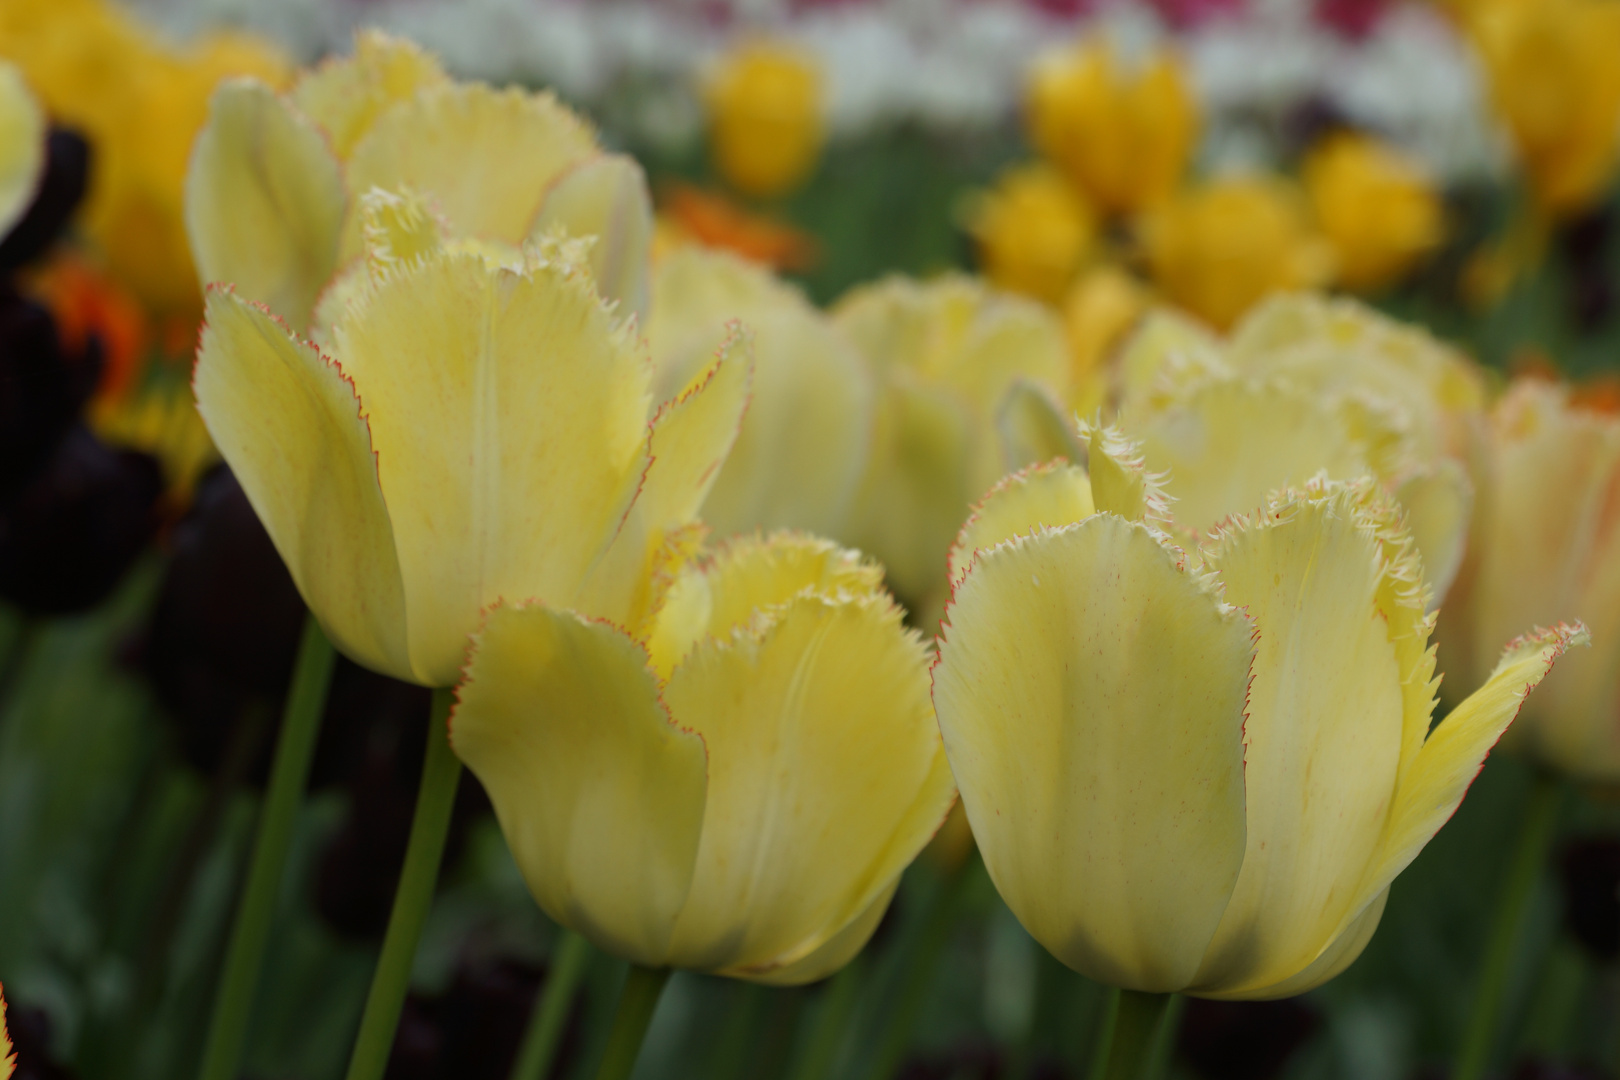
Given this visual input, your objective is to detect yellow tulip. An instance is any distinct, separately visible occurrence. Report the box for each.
[646,246,874,540]
[1062,265,1148,413]
[1439,380,1620,781]
[1303,132,1446,293]
[0,60,43,239]
[1113,294,1485,604]
[832,274,1071,619]
[192,191,753,688]
[704,41,825,200]
[1141,176,1334,332]
[965,162,1096,306]
[1472,0,1620,218]
[451,533,956,982]
[186,31,653,333]
[934,437,1585,998]
[1026,41,1198,218]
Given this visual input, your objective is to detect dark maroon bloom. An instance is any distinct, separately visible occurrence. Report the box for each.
[0,128,91,273]
[0,286,102,501]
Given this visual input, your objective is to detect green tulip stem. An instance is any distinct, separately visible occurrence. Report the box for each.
[509,930,593,1080]
[344,687,464,1080]
[1100,991,1174,1080]
[786,956,866,1080]
[1454,769,1565,1080]
[594,964,672,1080]
[197,616,336,1080]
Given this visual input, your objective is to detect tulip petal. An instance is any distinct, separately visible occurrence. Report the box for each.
[1192,493,1406,995]
[1081,421,1170,525]
[647,533,885,680]
[663,594,949,974]
[934,516,1253,992]
[948,461,1095,586]
[996,379,1085,475]
[330,250,651,686]
[193,289,409,679]
[290,30,449,159]
[1200,888,1389,1002]
[529,153,654,324]
[1115,309,1226,405]
[1131,380,1368,535]
[451,604,708,968]
[1393,461,1473,607]
[346,82,597,251]
[639,328,755,530]
[0,61,44,239]
[730,877,901,986]
[185,80,346,330]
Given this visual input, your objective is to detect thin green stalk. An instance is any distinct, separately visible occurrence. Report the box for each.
[1100,991,1174,1080]
[593,965,672,1080]
[511,931,594,1080]
[786,957,866,1080]
[1086,989,1120,1080]
[344,688,463,1080]
[709,984,770,1078]
[197,617,337,1080]
[1454,769,1565,1080]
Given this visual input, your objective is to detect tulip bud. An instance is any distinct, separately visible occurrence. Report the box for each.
[0,425,162,616]
[703,42,825,200]
[934,437,1583,998]
[965,163,1095,306]
[1303,132,1445,294]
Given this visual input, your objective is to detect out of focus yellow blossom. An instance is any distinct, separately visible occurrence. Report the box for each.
[833,274,1070,620]
[94,379,217,503]
[193,191,752,688]
[0,61,44,239]
[646,246,873,540]
[188,31,653,333]
[1304,132,1446,293]
[1112,294,1485,604]
[453,533,955,983]
[1439,380,1620,782]
[965,162,1095,305]
[655,183,820,273]
[0,0,290,316]
[1472,0,1620,217]
[704,41,825,200]
[936,449,1583,997]
[1063,265,1148,411]
[1142,176,1334,331]
[1026,41,1198,218]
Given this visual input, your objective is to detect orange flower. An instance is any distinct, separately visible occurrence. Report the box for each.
[656,183,820,273]
[30,251,148,402]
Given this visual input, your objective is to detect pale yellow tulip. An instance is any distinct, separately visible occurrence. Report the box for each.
[934,436,1585,998]
[1439,380,1620,781]
[186,31,652,332]
[832,274,1070,619]
[452,533,956,982]
[0,60,42,240]
[193,191,753,687]
[646,246,874,540]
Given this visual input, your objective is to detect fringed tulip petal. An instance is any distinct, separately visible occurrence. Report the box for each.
[996,379,1085,475]
[1205,889,1390,1002]
[1393,461,1473,610]
[345,82,597,250]
[948,461,1094,587]
[193,289,409,678]
[1192,494,1406,994]
[330,250,650,686]
[452,604,709,968]
[290,30,448,159]
[663,593,947,974]
[934,516,1253,992]
[185,79,346,331]
[638,330,754,529]
[0,61,43,239]
[1081,422,1169,525]
[530,153,653,324]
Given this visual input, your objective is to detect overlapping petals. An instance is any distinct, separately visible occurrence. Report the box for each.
[0,61,43,240]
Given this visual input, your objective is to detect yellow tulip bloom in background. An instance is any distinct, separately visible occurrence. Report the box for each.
[833,274,1071,621]
[0,60,43,239]
[1439,381,1620,782]
[452,533,956,982]
[1471,0,1620,218]
[646,246,874,541]
[187,31,653,333]
[1141,176,1334,331]
[0,0,289,317]
[934,436,1585,998]
[965,162,1096,306]
[1304,132,1446,294]
[193,192,752,688]
[1111,294,1483,604]
[1062,265,1148,414]
[1026,41,1198,219]
[704,41,825,200]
